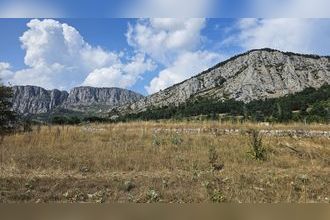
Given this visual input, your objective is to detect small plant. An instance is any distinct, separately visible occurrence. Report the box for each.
[146,189,160,203]
[208,145,224,171]
[152,134,161,146]
[248,129,266,161]
[209,189,225,203]
[171,133,183,145]
[203,180,226,203]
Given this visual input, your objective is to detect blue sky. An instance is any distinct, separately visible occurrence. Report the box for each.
[1,0,330,95]
[1,18,330,95]
[1,0,330,17]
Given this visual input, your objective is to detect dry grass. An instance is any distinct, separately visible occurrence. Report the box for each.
[0,121,329,203]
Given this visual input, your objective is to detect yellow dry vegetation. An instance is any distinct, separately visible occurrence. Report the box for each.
[1,121,329,203]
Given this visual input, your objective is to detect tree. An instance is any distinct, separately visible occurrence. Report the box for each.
[0,83,17,168]
[0,84,17,136]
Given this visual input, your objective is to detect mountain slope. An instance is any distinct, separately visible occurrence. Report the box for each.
[118,48,330,114]
[12,86,144,115]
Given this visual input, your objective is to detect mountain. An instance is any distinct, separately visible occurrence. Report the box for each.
[12,86,144,115]
[11,49,330,118]
[62,87,144,113]
[12,86,69,115]
[116,48,330,115]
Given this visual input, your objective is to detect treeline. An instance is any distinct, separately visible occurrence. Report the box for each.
[119,84,330,123]
[50,115,110,125]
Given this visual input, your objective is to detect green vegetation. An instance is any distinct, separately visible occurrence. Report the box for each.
[248,129,266,161]
[119,84,330,123]
[50,115,110,125]
[0,84,17,135]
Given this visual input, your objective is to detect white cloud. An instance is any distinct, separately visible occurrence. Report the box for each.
[228,18,330,55]
[145,51,221,94]
[83,53,156,88]
[0,62,14,82]
[122,0,216,17]
[127,18,222,94]
[0,19,154,90]
[127,18,206,65]
[0,62,11,72]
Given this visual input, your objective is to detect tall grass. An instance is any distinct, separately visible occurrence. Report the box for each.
[0,121,329,203]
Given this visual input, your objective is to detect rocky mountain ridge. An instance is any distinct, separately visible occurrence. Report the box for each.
[116,48,330,114]
[12,86,144,115]
[10,48,330,117]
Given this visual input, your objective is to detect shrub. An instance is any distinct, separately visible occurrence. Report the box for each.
[51,116,68,125]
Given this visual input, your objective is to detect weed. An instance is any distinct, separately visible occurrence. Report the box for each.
[248,129,267,161]
[203,180,226,203]
[209,189,225,203]
[146,189,160,203]
[208,145,224,171]
[152,134,161,146]
[171,133,183,145]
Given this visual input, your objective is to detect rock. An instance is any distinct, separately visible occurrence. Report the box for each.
[11,85,144,115]
[118,48,330,114]
[63,86,144,112]
[12,85,68,115]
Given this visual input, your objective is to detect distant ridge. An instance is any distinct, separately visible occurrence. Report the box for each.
[12,85,144,115]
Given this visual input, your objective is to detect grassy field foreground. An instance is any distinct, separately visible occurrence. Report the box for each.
[0,121,329,203]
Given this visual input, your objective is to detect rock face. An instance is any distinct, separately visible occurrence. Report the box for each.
[12,86,144,115]
[121,48,330,114]
[12,86,69,115]
[63,87,144,112]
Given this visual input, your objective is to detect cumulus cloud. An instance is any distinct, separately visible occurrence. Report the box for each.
[145,51,221,94]
[83,53,156,88]
[127,18,222,94]
[127,18,206,65]
[0,19,154,90]
[226,18,330,55]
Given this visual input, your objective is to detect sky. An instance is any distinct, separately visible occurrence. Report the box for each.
[0,1,330,95]
[1,0,330,18]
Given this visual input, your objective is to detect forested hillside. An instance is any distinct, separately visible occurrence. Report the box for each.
[119,84,330,123]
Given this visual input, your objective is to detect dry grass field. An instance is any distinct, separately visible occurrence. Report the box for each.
[0,121,329,203]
